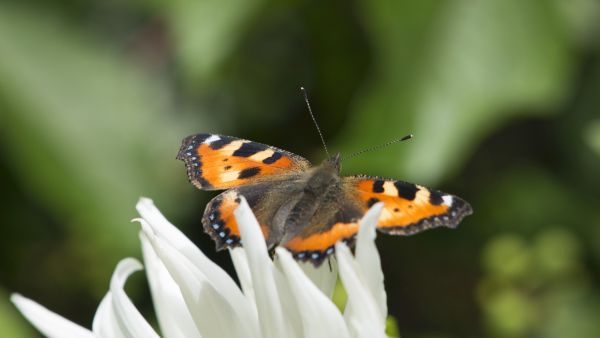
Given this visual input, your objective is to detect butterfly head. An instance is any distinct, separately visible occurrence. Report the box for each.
[323,153,341,173]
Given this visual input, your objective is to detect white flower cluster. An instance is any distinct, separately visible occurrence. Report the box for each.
[12,197,389,338]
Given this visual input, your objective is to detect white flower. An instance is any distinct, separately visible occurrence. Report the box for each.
[11,197,389,338]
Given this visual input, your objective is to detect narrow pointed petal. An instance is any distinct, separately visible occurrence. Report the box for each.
[228,248,257,312]
[298,260,338,299]
[140,233,202,338]
[271,259,303,336]
[134,202,258,330]
[11,294,93,338]
[355,202,387,321]
[336,243,387,338]
[276,248,351,338]
[135,198,246,306]
[141,224,257,338]
[109,258,161,338]
[92,293,129,338]
[234,197,287,338]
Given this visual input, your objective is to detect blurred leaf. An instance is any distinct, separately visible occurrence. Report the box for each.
[482,234,532,282]
[476,166,592,234]
[332,279,347,312]
[533,228,582,278]
[584,119,600,157]
[386,315,401,338]
[0,291,35,338]
[340,0,588,184]
[0,3,194,289]
[482,288,537,337]
[540,295,600,338]
[163,0,266,84]
[552,0,600,45]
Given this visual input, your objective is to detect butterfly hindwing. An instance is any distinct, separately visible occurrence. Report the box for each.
[282,197,364,265]
[202,187,266,250]
[177,133,311,190]
[202,178,304,250]
[343,175,472,235]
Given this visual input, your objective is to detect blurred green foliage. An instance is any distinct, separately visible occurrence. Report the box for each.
[0,0,599,337]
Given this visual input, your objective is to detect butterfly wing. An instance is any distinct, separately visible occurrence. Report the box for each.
[282,174,472,266]
[177,133,311,190]
[342,175,472,235]
[282,196,365,266]
[202,178,304,250]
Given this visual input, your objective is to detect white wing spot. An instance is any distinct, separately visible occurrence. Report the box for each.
[203,135,221,144]
[442,195,453,206]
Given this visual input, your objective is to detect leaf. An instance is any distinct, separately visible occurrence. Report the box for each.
[339,0,589,184]
[0,3,195,285]
[163,0,267,84]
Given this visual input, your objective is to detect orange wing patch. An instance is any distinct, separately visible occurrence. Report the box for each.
[178,134,310,190]
[284,222,358,263]
[346,176,472,235]
[202,190,269,250]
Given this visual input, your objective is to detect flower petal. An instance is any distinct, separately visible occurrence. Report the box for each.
[141,222,257,338]
[355,202,387,322]
[271,260,303,336]
[336,243,387,338]
[109,258,160,338]
[276,248,351,338]
[11,293,93,338]
[140,233,202,338]
[135,198,258,331]
[136,198,245,305]
[234,197,287,338]
[228,248,257,311]
[298,259,338,299]
[92,292,129,338]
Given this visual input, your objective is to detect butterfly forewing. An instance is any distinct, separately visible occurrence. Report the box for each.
[343,175,472,235]
[177,133,311,190]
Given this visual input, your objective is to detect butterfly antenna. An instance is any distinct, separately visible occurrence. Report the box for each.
[343,134,413,161]
[301,86,330,158]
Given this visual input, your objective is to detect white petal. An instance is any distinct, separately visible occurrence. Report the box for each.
[92,292,129,338]
[228,248,257,312]
[140,233,202,338]
[141,225,257,338]
[271,258,303,336]
[234,197,287,338]
[355,203,387,322]
[135,198,246,306]
[276,248,350,338]
[109,258,160,338]
[11,293,93,338]
[135,199,257,330]
[298,259,338,299]
[336,244,387,338]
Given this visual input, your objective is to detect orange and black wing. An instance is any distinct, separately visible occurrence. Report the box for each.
[282,200,364,266]
[343,175,472,235]
[177,133,311,190]
[202,187,267,250]
[202,179,301,251]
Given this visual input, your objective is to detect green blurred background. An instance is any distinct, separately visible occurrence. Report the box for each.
[1,1,599,337]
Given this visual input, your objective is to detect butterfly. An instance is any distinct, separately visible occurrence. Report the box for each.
[177,133,473,266]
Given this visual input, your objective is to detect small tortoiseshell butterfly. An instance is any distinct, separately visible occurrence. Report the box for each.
[176,132,472,266]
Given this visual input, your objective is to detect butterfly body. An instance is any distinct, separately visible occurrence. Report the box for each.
[178,133,472,266]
